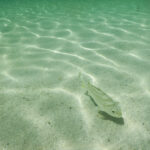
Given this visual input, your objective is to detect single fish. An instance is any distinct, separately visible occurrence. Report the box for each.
[79,76,122,118]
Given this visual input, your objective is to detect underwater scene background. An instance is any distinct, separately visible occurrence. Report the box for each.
[0,0,150,149]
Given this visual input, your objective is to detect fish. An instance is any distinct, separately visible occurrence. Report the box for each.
[79,75,122,118]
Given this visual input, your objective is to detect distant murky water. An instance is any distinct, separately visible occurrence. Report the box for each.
[0,0,150,150]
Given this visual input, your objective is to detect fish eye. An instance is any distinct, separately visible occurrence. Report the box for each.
[112,110,115,113]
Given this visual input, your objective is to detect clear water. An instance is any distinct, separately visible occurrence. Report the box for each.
[0,0,150,149]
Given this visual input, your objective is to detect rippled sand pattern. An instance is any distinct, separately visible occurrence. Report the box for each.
[0,0,150,150]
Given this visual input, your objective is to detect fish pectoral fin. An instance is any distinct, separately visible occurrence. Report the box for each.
[97,111,106,119]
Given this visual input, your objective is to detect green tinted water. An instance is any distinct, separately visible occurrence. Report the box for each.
[0,0,150,150]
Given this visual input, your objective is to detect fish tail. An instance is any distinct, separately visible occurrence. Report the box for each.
[78,72,88,88]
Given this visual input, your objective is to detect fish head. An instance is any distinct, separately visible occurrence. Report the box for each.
[106,102,122,118]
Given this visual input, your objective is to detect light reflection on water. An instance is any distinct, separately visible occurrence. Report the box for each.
[0,0,150,149]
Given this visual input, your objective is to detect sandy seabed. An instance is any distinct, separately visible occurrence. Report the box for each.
[0,0,150,150]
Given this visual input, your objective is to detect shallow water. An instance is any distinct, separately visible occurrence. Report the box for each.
[0,0,150,150]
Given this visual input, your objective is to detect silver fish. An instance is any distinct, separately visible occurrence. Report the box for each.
[80,78,122,118]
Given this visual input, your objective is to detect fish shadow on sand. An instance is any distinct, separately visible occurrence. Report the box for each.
[99,111,124,125]
[85,91,98,106]
[85,91,124,125]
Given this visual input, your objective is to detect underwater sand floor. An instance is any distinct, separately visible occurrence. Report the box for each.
[0,1,150,150]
